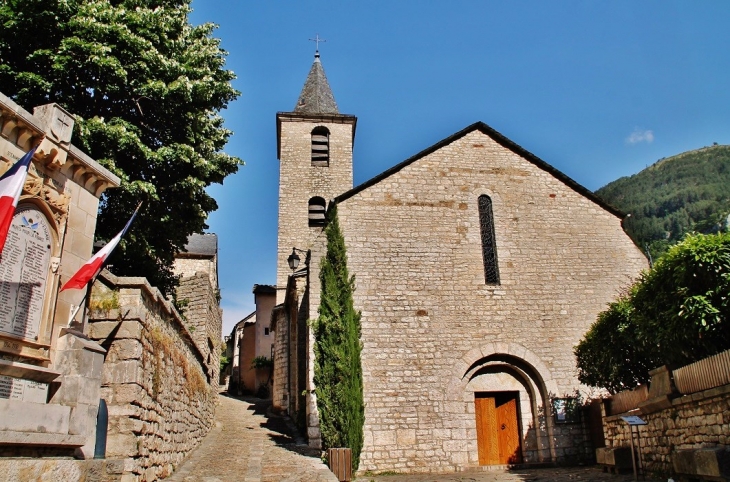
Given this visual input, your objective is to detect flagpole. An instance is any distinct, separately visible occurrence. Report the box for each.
[67,280,92,327]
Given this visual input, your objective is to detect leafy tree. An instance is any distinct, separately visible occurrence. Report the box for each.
[631,231,730,367]
[313,205,364,472]
[0,0,241,293]
[575,232,730,392]
[574,295,659,393]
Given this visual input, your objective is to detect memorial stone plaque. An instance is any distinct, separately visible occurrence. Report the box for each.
[0,205,52,340]
[0,374,48,403]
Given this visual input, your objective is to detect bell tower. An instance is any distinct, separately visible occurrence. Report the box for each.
[276,51,357,295]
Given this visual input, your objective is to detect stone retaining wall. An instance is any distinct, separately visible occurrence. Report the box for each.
[601,363,730,476]
[88,271,219,481]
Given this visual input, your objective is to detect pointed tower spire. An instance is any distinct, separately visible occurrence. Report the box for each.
[293,51,339,114]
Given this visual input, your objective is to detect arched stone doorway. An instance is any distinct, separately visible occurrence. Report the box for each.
[457,342,559,466]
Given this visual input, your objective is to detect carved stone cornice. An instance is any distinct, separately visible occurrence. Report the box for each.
[0,92,120,196]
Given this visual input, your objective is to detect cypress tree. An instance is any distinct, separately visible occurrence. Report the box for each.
[313,204,364,472]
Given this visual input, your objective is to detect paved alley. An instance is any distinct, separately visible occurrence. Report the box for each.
[166,393,337,482]
[167,392,664,482]
[359,465,664,482]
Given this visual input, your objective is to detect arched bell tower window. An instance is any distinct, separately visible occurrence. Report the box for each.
[311,126,330,166]
[478,195,500,285]
[308,197,326,227]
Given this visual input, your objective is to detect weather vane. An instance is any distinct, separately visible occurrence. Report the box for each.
[309,34,326,53]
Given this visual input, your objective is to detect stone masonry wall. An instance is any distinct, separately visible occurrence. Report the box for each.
[271,305,287,412]
[276,117,355,299]
[331,129,648,472]
[173,256,218,297]
[88,272,218,481]
[175,271,222,391]
[602,384,730,475]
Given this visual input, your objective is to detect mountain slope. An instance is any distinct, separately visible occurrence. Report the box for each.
[595,145,730,260]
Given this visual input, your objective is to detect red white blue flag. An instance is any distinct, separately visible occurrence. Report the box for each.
[0,146,37,255]
[61,205,140,291]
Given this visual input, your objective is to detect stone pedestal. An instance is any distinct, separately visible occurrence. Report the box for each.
[51,330,106,459]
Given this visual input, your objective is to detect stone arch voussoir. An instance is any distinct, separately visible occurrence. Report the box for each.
[453,342,559,397]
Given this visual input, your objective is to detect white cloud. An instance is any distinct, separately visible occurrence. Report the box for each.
[626,128,654,145]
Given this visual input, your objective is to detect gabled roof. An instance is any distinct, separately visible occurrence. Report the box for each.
[231,311,255,335]
[293,52,339,115]
[180,233,217,257]
[334,121,624,218]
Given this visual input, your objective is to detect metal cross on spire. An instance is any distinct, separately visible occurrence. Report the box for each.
[309,34,326,54]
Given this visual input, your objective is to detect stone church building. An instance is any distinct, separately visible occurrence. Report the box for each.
[271,52,647,474]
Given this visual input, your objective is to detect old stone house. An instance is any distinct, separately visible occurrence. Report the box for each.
[227,284,276,396]
[270,52,648,474]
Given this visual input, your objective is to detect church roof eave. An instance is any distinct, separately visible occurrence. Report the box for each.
[332,121,626,219]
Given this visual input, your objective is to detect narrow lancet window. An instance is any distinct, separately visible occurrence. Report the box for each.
[308,197,326,227]
[478,195,500,284]
[311,126,330,166]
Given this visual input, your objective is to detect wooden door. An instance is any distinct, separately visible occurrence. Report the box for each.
[496,397,521,464]
[475,393,522,465]
[475,396,498,464]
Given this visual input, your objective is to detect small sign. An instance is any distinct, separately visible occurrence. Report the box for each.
[621,415,647,425]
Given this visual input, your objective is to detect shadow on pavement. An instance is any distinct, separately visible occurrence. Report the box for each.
[221,392,323,460]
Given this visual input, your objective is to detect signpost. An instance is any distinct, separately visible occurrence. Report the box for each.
[621,415,647,481]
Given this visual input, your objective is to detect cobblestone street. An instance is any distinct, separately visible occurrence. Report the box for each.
[166,393,337,482]
[358,466,664,482]
[167,392,664,482]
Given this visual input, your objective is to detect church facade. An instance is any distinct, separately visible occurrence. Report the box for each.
[272,53,647,473]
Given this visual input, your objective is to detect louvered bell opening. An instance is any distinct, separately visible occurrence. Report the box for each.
[308,204,326,227]
[311,135,329,166]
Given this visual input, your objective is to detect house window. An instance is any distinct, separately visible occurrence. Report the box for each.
[308,197,326,227]
[311,126,330,166]
[264,327,270,336]
[478,195,500,284]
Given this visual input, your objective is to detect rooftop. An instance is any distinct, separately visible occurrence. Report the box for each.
[293,52,339,115]
[180,233,217,257]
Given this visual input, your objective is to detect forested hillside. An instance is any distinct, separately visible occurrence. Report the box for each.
[596,145,730,261]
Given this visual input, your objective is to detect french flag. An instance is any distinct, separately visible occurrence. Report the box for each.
[0,146,37,255]
[61,205,140,291]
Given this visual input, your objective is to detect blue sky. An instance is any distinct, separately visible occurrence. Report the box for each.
[188,1,730,336]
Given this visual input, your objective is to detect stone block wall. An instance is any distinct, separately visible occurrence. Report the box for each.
[602,384,730,475]
[175,271,222,391]
[271,305,287,412]
[88,271,219,481]
[173,256,218,300]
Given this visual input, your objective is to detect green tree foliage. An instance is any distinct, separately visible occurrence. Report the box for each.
[0,0,241,293]
[596,145,730,261]
[631,232,730,366]
[313,205,364,472]
[575,232,730,392]
[574,295,659,393]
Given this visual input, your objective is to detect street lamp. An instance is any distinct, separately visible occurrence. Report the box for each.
[287,247,310,273]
